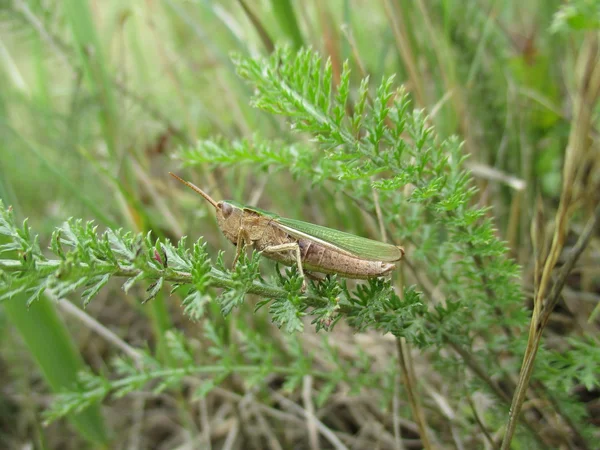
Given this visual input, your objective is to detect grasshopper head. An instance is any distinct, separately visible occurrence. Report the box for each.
[215,200,244,243]
[169,173,244,245]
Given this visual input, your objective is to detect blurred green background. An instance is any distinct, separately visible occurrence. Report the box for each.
[0,0,595,449]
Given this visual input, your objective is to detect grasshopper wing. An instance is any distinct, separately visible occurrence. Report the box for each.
[276,217,403,262]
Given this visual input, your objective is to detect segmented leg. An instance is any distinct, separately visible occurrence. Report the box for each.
[262,242,306,291]
[232,228,251,269]
[304,271,324,281]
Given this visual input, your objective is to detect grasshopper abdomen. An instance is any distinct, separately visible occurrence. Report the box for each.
[297,239,396,279]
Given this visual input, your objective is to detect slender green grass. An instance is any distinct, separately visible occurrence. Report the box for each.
[64,0,119,156]
[270,0,304,49]
[3,294,109,445]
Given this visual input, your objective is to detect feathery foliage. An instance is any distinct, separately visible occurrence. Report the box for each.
[1,45,597,448]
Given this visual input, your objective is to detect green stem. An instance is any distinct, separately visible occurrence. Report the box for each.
[0,259,329,307]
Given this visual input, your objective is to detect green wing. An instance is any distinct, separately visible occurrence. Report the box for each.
[276,217,403,262]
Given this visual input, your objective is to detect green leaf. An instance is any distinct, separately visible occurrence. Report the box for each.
[144,277,164,304]
[193,379,216,400]
[269,297,304,333]
[82,273,111,307]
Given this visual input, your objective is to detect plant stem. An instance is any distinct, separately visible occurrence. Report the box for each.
[396,337,432,450]
[500,204,600,450]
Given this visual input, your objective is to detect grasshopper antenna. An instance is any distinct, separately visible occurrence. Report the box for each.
[169,172,219,209]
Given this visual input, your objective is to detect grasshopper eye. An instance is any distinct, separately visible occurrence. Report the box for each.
[221,202,233,218]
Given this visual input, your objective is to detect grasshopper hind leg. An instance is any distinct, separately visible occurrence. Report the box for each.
[262,242,307,291]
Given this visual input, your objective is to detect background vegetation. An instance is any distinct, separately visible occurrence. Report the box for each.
[0,0,599,449]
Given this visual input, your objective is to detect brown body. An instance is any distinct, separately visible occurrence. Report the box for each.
[218,205,396,279]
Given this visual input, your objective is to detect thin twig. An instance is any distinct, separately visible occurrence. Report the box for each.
[237,0,275,53]
[542,204,600,327]
[372,188,388,244]
[302,375,320,450]
[395,338,432,450]
[501,33,600,450]
[127,396,146,450]
[221,419,239,450]
[500,203,599,450]
[132,160,184,237]
[467,394,498,450]
[445,337,548,448]
[271,391,349,450]
[465,162,526,191]
[199,397,213,450]
[55,297,143,363]
[392,373,406,450]
[252,408,284,450]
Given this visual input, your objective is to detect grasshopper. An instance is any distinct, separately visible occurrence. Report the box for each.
[170,173,404,290]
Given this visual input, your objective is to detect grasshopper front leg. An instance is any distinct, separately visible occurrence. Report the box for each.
[232,228,252,269]
[262,242,306,291]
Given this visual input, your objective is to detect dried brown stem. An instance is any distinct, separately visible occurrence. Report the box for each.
[501,33,600,450]
[396,338,433,450]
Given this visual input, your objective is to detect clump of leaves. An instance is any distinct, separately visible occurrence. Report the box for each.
[41,324,397,424]
[0,199,424,336]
